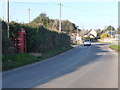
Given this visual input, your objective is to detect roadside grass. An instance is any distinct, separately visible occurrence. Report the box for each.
[96,41,111,43]
[109,45,120,52]
[41,46,73,60]
[71,42,78,45]
[2,53,39,71]
[2,46,73,71]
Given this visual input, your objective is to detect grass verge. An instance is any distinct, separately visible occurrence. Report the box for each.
[109,45,120,52]
[96,41,111,43]
[2,46,73,71]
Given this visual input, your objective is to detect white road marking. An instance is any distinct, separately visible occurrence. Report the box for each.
[107,48,118,55]
[96,53,106,55]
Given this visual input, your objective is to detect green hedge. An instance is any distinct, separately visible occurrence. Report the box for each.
[2,21,17,55]
[2,21,71,54]
[25,25,71,53]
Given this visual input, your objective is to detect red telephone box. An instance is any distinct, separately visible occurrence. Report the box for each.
[17,28,26,53]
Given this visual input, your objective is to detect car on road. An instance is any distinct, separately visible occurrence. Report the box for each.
[83,40,91,46]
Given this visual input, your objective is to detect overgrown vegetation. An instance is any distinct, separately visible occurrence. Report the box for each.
[2,53,39,70]
[2,21,71,54]
[25,25,71,53]
[2,46,73,71]
[2,18,73,70]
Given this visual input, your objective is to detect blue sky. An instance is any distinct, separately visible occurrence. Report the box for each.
[1,0,118,30]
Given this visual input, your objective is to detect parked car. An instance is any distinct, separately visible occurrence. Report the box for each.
[83,40,91,46]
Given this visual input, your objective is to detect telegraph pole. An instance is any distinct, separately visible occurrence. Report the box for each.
[77,26,79,34]
[111,25,112,38]
[6,0,9,38]
[82,25,84,37]
[110,21,112,38]
[59,2,62,32]
[28,8,30,23]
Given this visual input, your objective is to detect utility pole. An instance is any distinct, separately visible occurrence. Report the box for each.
[77,26,79,35]
[59,2,62,32]
[76,26,79,44]
[6,0,9,38]
[110,21,112,38]
[28,8,30,23]
[82,25,84,37]
[111,25,112,38]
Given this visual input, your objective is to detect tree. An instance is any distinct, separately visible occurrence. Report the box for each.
[61,20,77,34]
[31,13,78,34]
[32,13,50,28]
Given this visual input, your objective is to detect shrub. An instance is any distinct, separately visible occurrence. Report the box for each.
[100,33,110,39]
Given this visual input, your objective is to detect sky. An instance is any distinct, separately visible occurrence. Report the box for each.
[1,0,119,30]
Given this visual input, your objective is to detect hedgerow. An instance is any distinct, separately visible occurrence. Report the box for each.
[2,21,71,54]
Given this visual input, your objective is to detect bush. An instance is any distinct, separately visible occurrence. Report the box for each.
[2,21,17,55]
[2,21,71,54]
[100,33,110,39]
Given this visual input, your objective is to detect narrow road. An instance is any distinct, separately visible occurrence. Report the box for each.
[2,43,118,88]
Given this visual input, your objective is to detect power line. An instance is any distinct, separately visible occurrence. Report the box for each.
[10,2,116,17]
[10,2,50,5]
[62,4,117,17]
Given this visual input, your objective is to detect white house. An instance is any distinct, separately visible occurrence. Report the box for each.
[88,30,97,37]
[84,29,97,38]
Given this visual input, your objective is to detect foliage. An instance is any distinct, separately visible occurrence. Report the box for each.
[25,25,71,53]
[100,33,110,39]
[2,46,73,70]
[31,13,77,33]
[9,21,21,37]
[32,13,50,28]
[2,53,39,70]
[61,20,77,33]
[2,21,71,54]
[2,21,17,55]
[41,46,73,60]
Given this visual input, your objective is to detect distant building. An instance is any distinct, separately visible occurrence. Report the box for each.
[114,34,120,41]
[83,29,97,41]
[88,29,97,37]
[84,29,97,38]
[70,33,82,44]
[76,34,82,43]
[107,31,116,37]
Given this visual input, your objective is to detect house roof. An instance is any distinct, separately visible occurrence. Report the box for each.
[107,31,116,35]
